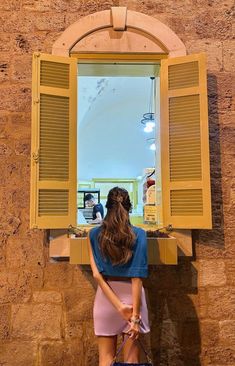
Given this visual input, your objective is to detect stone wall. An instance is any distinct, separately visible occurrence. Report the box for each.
[0,0,234,365]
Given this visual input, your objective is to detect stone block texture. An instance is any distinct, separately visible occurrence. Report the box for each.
[0,0,234,365]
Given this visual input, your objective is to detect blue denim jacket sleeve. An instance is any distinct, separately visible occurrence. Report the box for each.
[129,228,148,278]
[89,227,104,273]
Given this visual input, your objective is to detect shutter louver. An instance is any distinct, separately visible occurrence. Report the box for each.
[160,53,212,229]
[40,94,69,181]
[30,53,77,229]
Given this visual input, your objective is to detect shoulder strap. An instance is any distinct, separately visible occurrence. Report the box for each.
[111,334,152,365]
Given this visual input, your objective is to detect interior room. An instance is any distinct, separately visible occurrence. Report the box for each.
[77,63,161,225]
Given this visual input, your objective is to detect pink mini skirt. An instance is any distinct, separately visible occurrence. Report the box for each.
[93,280,150,336]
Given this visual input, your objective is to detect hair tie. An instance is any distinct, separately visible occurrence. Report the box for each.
[116,196,123,203]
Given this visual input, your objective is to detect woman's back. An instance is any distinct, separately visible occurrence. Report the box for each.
[89,225,148,278]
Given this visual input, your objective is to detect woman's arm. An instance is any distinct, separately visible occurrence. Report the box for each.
[127,277,143,340]
[131,277,142,317]
[90,211,102,224]
[88,237,132,320]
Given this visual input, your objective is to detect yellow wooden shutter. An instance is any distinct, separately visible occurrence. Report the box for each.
[160,53,212,229]
[30,53,77,229]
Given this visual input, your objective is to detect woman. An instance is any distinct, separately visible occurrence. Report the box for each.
[88,187,150,366]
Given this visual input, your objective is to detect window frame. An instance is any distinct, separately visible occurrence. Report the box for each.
[74,52,166,230]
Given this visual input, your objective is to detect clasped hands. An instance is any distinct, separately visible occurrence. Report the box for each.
[118,303,140,340]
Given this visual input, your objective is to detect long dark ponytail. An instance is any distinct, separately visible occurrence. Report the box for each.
[98,187,136,265]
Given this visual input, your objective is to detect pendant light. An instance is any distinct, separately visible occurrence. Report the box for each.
[147,138,156,151]
[141,77,155,133]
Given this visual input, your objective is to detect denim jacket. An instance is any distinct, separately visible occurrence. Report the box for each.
[89,225,148,278]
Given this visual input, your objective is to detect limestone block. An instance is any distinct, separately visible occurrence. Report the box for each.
[12,303,62,339]
[203,345,235,365]
[193,11,233,40]
[200,320,219,348]
[185,40,223,71]
[33,291,62,303]
[223,40,235,72]
[66,0,118,13]
[223,204,235,230]
[0,341,37,366]
[22,0,68,12]
[207,72,233,98]
[6,236,44,268]
[220,127,235,155]
[207,287,235,319]
[0,0,20,11]
[199,260,226,287]
[12,33,46,54]
[221,155,235,177]
[219,320,235,344]
[0,59,10,83]
[0,12,35,33]
[63,288,94,338]
[9,113,31,139]
[0,143,13,156]
[221,177,235,209]
[0,85,31,112]
[10,187,30,209]
[0,113,10,139]
[0,269,31,304]
[44,263,73,289]
[40,31,63,53]
[34,13,65,31]
[2,12,63,33]
[11,56,32,83]
[40,341,73,366]
[208,95,232,115]
[187,291,208,319]
[0,305,10,339]
[0,208,21,235]
[70,338,87,366]
[30,267,44,290]
[225,260,235,286]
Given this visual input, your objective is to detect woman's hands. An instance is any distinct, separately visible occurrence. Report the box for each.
[127,321,140,340]
[118,303,141,340]
[118,303,133,321]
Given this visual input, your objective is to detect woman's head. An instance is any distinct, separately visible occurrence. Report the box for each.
[98,187,135,265]
[105,187,132,212]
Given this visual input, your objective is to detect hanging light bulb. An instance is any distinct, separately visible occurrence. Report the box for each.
[144,124,153,133]
[146,120,155,129]
[140,77,156,131]
[147,138,156,151]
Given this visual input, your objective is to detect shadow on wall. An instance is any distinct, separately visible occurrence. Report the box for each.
[143,74,224,366]
[193,74,225,253]
[145,261,200,366]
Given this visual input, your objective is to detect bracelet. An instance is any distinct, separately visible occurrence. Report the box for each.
[130,315,141,324]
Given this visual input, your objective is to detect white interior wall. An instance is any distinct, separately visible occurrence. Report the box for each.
[77,77,158,181]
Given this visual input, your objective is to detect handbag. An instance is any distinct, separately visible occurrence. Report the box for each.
[110,334,153,366]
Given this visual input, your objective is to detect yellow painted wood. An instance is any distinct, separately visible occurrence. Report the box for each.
[70,236,178,265]
[70,237,90,264]
[71,53,168,62]
[160,53,212,229]
[30,52,77,229]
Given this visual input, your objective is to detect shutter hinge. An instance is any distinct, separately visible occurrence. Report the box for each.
[34,52,40,58]
[32,149,39,163]
[34,98,40,104]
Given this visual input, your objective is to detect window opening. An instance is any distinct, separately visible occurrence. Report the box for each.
[77,62,161,227]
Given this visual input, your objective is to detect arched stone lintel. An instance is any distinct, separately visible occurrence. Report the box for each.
[52,9,186,57]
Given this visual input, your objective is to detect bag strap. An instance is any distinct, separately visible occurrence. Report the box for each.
[111,334,152,365]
